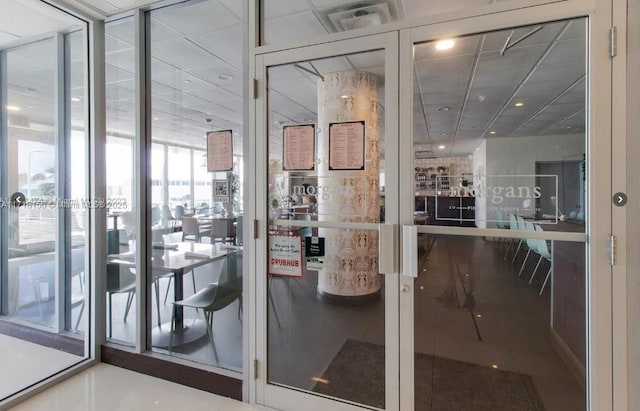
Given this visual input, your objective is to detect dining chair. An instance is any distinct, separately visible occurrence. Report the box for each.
[576,211,584,221]
[494,210,507,251]
[160,204,176,228]
[210,219,235,244]
[182,216,211,242]
[151,206,162,228]
[174,205,185,224]
[106,265,136,338]
[169,251,243,361]
[568,210,578,220]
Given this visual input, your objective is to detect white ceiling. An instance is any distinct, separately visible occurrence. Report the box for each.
[2,0,584,159]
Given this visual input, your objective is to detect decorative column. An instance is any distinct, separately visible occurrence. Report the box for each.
[317,71,381,304]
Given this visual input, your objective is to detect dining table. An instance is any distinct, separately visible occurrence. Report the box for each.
[107,241,241,347]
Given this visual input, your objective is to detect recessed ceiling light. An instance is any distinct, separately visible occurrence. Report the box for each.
[184,79,191,84]
[438,145,446,149]
[436,107,450,111]
[489,131,496,135]
[439,133,447,136]
[435,39,455,50]
[153,117,159,121]
[491,364,499,369]
[514,102,524,107]
[476,314,483,318]
[217,74,233,81]
[340,94,349,99]
[6,105,20,111]
[71,97,81,102]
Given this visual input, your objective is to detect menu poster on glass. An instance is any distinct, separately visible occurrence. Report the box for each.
[328,120,365,171]
[283,124,315,171]
[268,234,303,277]
[207,130,233,172]
[212,179,230,203]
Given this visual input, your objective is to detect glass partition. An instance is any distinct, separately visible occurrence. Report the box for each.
[147,0,244,370]
[410,18,588,409]
[0,2,89,401]
[105,16,137,345]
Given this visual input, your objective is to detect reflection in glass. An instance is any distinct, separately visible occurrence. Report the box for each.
[414,234,585,409]
[411,18,587,410]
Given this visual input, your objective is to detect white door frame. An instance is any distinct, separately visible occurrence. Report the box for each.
[249,0,615,409]
[398,3,613,411]
[253,32,400,411]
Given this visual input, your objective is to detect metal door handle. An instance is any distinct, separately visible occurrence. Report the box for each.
[402,225,418,278]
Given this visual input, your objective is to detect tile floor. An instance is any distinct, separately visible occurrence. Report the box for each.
[10,363,258,411]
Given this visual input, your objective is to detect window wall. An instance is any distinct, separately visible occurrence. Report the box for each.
[104,0,245,373]
[0,1,89,402]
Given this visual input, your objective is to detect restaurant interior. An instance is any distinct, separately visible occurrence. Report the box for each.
[1,1,590,409]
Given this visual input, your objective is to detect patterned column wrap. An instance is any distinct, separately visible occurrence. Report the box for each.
[317,71,381,298]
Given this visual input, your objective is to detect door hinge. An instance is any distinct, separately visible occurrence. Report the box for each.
[610,26,617,58]
[610,235,617,266]
[253,359,259,380]
[253,219,259,239]
[252,78,258,99]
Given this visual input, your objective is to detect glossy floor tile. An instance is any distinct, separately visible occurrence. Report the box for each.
[0,334,81,401]
[10,363,258,411]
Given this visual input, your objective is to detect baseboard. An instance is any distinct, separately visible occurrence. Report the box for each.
[101,345,242,400]
[550,327,586,390]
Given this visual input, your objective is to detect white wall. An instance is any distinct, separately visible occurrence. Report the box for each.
[474,134,584,226]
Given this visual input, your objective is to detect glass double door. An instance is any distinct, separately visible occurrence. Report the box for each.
[255,11,610,411]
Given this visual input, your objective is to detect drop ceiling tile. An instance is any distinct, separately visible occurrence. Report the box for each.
[106,63,134,83]
[263,0,313,19]
[151,0,240,35]
[188,24,244,69]
[414,36,479,62]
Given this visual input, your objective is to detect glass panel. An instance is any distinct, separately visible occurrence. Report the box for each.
[66,30,88,334]
[167,146,191,210]
[266,49,386,407]
[148,0,244,370]
[105,17,137,345]
[414,233,586,409]
[0,2,88,401]
[410,17,587,410]
[262,0,565,46]
[412,19,586,234]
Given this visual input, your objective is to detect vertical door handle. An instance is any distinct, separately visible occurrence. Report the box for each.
[402,225,418,278]
[378,224,398,274]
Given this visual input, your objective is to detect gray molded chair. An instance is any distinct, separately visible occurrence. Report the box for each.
[161,204,177,228]
[504,214,519,260]
[169,252,242,360]
[210,219,234,244]
[510,215,527,263]
[568,210,578,220]
[182,216,211,242]
[106,265,136,338]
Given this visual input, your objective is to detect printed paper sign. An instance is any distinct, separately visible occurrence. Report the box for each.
[283,124,315,171]
[328,121,365,170]
[269,234,303,277]
[207,130,233,172]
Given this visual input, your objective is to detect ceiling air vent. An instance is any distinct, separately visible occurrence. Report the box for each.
[316,0,401,33]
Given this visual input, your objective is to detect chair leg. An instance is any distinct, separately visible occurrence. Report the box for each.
[74,301,85,330]
[511,240,523,263]
[124,292,134,321]
[518,248,532,276]
[539,265,552,295]
[163,277,173,304]
[528,255,544,285]
[108,293,113,339]
[154,279,161,327]
[503,238,513,260]
[169,305,175,353]
[268,277,282,328]
[204,311,219,362]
